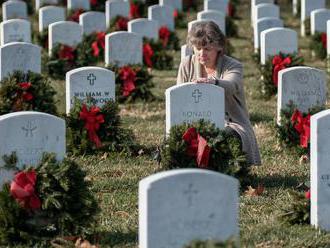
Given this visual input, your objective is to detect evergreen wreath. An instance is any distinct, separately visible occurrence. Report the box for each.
[67,8,85,23]
[107,64,155,102]
[34,29,48,49]
[279,190,310,225]
[159,26,180,51]
[43,43,79,80]
[143,38,174,70]
[129,0,146,19]
[184,239,238,248]
[0,71,57,115]
[174,10,188,29]
[259,52,304,98]
[90,0,105,11]
[310,32,327,59]
[0,153,99,246]
[225,16,238,37]
[183,0,200,11]
[161,120,249,183]
[276,103,323,155]
[76,31,106,66]
[109,16,129,32]
[66,99,140,155]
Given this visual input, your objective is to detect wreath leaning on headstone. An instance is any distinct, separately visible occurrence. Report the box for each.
[0,152,99,246]
[43,43,82,80]
[161,120,249,184]
[279,189,310,225]
[276,102,324,155]
[259,52,304,98]
[143,38,174,70]
[66,99,140,155]
[107,64,155,103]
[0,71,57,115]
[310,32,327,60]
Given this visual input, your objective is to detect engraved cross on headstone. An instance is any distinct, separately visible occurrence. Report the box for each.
[183,183,198,207]
[21,121,37,137]
[192,89,202,103]
[87,73,96,86]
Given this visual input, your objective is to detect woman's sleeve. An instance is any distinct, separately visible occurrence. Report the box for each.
[215,63,243,95]
[176,57,190,85]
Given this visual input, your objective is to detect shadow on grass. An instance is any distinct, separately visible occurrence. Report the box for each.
[98,230,137,247]
[249,112,274,124]
[248,173,306,189]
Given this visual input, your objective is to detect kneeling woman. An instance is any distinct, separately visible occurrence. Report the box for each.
[177,21,261,165]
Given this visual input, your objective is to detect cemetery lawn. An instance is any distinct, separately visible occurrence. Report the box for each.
[18,0,330,247]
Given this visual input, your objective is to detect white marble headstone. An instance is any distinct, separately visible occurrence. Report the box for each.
[48,21,83,56]
[66,66,115,113]
[327,20,330,56]
[311,109,330,231]
[105,31,143,66]
[0,111,65,187]
[105,0,130,28]
[39,6,66,32]
[67,0,90,10]
[160,0,182,11]
[128,18,159,40]
[253,3,279,28]
[204,0,228,14]
[181,44,193,62]
[277,66,326,123]
[148,4,175,31]
[36,0,59,10]
[165,83,225,134]
[197,10,226,35]
[0,42,41,80]
[2,0,28,21]
[293,0,298,15]
[260,27,297,65]
[188,19,213,32]
[79,11,106,35]
[301,0,325,36]
[254,17,283,52]
[310,8,330,35]
[139,169,239,248]
[251,0,274,25]
[0,19,31,46]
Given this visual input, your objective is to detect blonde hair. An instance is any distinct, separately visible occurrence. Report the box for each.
[187,21,226,51]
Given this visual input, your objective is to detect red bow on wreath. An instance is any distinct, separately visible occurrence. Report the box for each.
[68,9,84,22]
[182,127,211,168]
[159,26,171,48]
[227,2,234,17]
[130,2,140,19]
[143,43,154,68]
[19,82,34,101]
[115,17,129,31]
[272,55,292,87]
[58,45,75,61]
[173,9,178,18]
[119,66,136,97]
[291,109,311,148]
[90,0,97,6]
[91,32,105,57]
[10,170,41,210]
[321,32,327,49]
[80,104,105,148]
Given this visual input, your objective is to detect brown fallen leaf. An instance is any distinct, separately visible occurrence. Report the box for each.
[75,238,98,248]
[115,210,130,218]
[244,184,265,196]
[299,155,309,165]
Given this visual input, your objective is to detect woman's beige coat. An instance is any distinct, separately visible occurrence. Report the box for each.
[177,54,261,165]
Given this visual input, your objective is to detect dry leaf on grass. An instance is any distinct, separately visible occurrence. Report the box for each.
[244,185,265,196]
[75,238,98,248]
[299,155,309,165]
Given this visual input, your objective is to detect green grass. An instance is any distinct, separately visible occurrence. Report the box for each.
[5,0,330,247]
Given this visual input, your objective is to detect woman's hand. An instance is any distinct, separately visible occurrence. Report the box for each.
[194,78,217,84]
